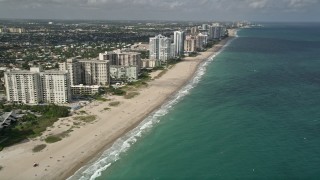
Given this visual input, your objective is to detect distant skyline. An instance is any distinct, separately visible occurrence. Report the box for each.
[0,0,319,22]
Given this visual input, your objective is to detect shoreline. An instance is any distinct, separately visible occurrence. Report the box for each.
[0,30,237,180]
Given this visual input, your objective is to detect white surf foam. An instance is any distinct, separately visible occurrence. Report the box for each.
[67,37,237,180]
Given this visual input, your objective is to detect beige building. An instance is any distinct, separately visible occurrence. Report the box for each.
[196,33,208,50]
[99,49,141,70]
[6,28,25,33]
[131,43,149,51]
[184,36,197,52]
[190,26,199,35]
[78,59,110,86]
[60,58,110,86]
[59,58,81,85]
[141,59,161,69]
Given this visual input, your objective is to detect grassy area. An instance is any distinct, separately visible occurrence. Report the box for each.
[59,129,73,138]
[103,107,111,111]
[32,144,47,152]
[73,122,81,126]
[74,115,97,123]
[109,101,120,107]
[45,135,62,143]
[126,81,148,89]
[43,128,73,144]
[79,110,87,114]
[124,92,140,99]
[0,104,70,150]
[108,87,126,96]
[95,96,109,102]
[154,69,168,79]
[188,52,199,57]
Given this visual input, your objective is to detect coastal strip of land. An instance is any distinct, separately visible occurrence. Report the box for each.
[0,29,236,180]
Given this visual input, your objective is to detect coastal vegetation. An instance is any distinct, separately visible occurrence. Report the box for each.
[79,110,87,115]
[0,104,70,150]
[32,144,47,152]
[103,107,111,111]
[74,115,97,123]
[124,92,140,99]
[92,91,109,102]
[109,101,121,107]
[44,129,73,144]
[108,87,126,96]
[45,135,62,143]
[203,39,219,49]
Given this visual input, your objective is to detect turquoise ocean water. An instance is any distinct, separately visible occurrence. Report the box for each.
[70,23,320,179]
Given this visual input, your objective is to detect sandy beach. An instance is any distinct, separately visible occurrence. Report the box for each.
[0,30,236,180]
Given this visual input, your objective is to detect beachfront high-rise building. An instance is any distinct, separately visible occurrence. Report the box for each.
[59,58,81,86]
[184,36,197,52]
[190,26,199,35]
[109,66,138,82]
[149,34,172,62]
[220,26,227,37]
[208,26,218,39]
[40,71,71,104]
[4,67,71,104]
[174,31,185,56]
[196,33,208,50]
[59,58,110,86]
[78,59,110,86]
[99,49,142,71]
[4,69,42,104]
[208,25,226,40]
[99,50,141,83]
[202,24,209,30]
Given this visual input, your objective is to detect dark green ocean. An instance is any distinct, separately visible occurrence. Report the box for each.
[70,23,320,179]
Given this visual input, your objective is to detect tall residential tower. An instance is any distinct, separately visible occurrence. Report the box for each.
[174,31,185,56]
[149,34,172,62]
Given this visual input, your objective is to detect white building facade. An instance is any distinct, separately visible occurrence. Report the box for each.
[149,34,172,62]
[4,70,42,104]
[196,33,208,50]
[109,66,138,82]
[174,31,185,56]
[4,67,71,104]
[40,71,71,104]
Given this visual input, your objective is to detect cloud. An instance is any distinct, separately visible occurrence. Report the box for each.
[0,0,319,21]
[246,0,269,9]
[0,0,318,10]
[286,0,318,8]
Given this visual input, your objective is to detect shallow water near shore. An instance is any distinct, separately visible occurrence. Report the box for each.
[74,23,320,179]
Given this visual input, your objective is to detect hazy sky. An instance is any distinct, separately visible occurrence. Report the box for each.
[0,0,319,22]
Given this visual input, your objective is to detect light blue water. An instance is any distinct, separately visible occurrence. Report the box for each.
[71,23,320,179]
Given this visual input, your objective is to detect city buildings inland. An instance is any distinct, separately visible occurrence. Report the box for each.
[2,22,230,105]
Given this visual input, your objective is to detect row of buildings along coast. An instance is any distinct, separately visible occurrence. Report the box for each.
[149,23,226,63]
[4,49,142,104]
[3,23,228,105]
